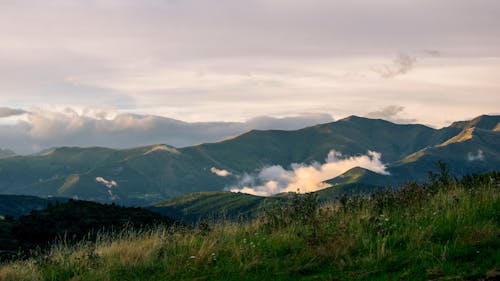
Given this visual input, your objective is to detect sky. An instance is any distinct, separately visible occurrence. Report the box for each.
[0,0,499,153]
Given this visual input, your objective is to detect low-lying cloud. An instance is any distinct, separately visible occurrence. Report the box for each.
[211,167,232,177]
[467,149,485,161]
[96,177,117,188]
[96,176,118,199]
[230,150,389,196]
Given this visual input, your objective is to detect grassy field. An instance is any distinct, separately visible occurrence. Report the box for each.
[0,173,499,280]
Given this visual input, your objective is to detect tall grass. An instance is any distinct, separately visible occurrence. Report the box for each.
[1,175,499,281]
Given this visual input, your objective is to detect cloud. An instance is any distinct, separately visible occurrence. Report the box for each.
[0,108,334,154]
[96,177,117,189]
[211,167,232,177]
[96,176,119,199]
[230,150,389,196]
[467,149,485,161]
[423,49,442,57]
[246,114,334,130]
[365,105,417,124]
[373,53,417,79]
[0,107,28,118]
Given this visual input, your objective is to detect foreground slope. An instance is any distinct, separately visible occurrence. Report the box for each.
[1,173,498,281]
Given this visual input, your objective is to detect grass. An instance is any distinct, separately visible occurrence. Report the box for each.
[0,174,499,281]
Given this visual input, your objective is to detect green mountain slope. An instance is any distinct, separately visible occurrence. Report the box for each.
[389,127,500,182]
[449,114,500,131]
[150,191,283,222]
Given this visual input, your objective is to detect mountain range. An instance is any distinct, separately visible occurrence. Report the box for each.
[0,114,498,206]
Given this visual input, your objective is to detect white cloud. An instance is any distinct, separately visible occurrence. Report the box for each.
[210,167,232,177]
[230,150,389,196]
[467,149,485,161]
[96,177,117,188]
[96,176,118,199]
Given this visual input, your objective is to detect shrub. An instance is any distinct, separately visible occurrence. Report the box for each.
[259,191,319,231]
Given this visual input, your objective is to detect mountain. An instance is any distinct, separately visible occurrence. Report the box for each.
[449,114,500,131]
[325,166,389,186]
[389,127,500,182]
[0,115,498,205]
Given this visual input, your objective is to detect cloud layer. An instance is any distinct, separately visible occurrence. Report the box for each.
[0,108,334,154]
[230,150,389,196]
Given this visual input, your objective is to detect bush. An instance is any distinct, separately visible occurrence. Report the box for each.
[260,191,319,231]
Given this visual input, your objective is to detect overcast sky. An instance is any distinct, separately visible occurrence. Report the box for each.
[0,0,499,153]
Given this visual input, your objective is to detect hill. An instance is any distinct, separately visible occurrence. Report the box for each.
[150,191,284,222]
[0,199,177,260]
[0,195,68,218]
[0,115,498,205]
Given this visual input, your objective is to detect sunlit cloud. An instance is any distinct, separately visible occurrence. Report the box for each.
[230,150,389,196]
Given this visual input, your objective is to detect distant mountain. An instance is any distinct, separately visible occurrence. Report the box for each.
[0,115,497,205]
[0,149,15,159]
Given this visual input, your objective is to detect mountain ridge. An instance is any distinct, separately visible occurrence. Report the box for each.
[0,114,497,205]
